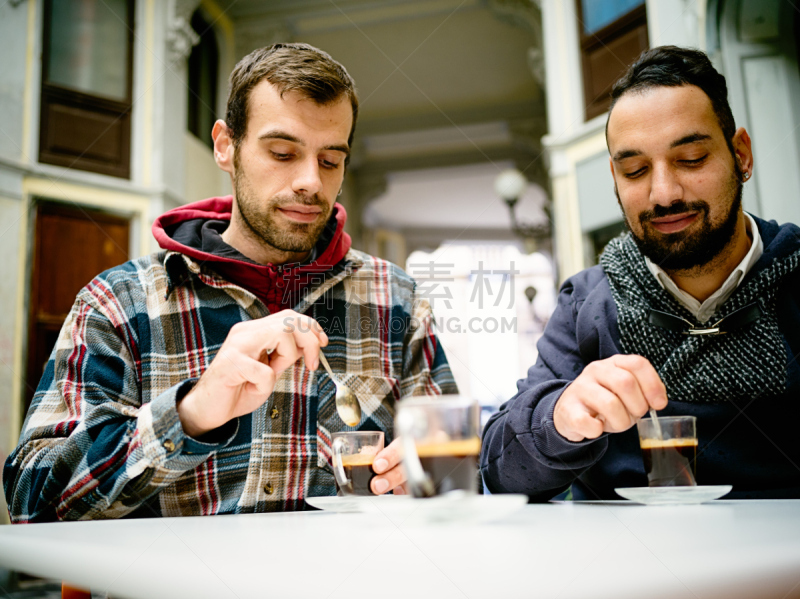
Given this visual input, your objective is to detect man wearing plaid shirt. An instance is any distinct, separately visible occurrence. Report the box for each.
[4,43,457,522]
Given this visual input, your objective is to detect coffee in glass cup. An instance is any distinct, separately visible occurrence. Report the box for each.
[332,431,384,496]
[416,437,482,496]
[395,395,481,498]
[637,415,697,487]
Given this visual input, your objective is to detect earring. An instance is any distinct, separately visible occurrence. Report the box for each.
[743,172,751,180]
[337,188,343,196]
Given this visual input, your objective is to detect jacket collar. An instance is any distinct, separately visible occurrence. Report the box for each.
[163,249,365,312]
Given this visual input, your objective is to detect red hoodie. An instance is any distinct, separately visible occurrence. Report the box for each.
[152,196,352,314]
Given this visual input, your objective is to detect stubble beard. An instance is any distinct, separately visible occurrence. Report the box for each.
[233,149,333,254]
[618,165,744,274]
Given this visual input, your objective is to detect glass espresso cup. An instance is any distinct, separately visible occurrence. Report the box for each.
[332,431,384,496]
[395,395,481,498]
[637,416,697,487]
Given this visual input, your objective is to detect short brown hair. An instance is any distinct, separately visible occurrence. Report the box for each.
[225,42,359,153]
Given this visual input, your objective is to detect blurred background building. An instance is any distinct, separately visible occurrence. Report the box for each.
[0,0,798,524]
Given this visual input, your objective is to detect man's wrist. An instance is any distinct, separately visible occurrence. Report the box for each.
[147,380,239,465]
[176,381,214,438]
[533,388,604,454]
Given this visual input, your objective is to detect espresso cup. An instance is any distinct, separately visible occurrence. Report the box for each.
[395,395,481,498]
[331,431,384,496]
[637,415,697,487]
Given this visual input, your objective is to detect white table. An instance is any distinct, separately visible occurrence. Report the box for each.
[1,500,799,599]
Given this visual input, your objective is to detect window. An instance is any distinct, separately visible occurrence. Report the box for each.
[39,0,135,178]
[187,10,219,150]
[577,0,648,120]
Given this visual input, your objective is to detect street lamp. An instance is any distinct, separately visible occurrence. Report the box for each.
[494,168,550,252]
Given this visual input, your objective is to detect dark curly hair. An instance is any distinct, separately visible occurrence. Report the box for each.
[607,46,736,150]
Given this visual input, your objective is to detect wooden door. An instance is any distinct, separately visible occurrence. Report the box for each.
[24,202,130,414]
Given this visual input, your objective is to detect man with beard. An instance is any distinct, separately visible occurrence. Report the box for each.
[5,43,457,522]
[481,46,800,501]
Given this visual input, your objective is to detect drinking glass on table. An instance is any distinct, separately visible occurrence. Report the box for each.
[395,395,481,498]
[637,415,697,487]
[332,431,384,496]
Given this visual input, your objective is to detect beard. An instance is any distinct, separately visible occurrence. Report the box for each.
[618,166,744,272]
[233,150,333,254]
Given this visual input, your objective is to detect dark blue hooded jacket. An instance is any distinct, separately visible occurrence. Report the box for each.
[481,216,800,501]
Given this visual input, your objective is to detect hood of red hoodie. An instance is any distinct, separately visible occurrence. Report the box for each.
[153,195,351,269]
[152,196,352,312]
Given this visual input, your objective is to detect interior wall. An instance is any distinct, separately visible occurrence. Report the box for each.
[717,0,800,226]
[0,194,23,525]
[576,151,618,233]
[0,2,34,526]
[184,132,232,204]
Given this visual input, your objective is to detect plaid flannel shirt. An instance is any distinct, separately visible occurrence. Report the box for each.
[4,248,457,522]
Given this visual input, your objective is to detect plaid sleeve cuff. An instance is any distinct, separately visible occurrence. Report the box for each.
[138,379,240,472]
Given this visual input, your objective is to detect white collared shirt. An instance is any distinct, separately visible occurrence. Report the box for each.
[644,213,764,323]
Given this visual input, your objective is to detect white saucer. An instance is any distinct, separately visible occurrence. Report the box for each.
[305,495,400,513]
[306,492,528,524]
[615,485,733,505]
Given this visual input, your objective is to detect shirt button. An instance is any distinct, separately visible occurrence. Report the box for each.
[163,439,176,452]
[264,482,273,495]
[271,407,279,419]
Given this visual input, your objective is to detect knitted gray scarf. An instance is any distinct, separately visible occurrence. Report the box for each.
[600,233,799,403]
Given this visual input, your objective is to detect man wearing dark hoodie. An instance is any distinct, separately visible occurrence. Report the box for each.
[481,46,800,501]
[5,43,457,522]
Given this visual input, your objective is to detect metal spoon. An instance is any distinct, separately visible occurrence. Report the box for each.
[318,352,362,427]
[649,408,663,439]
